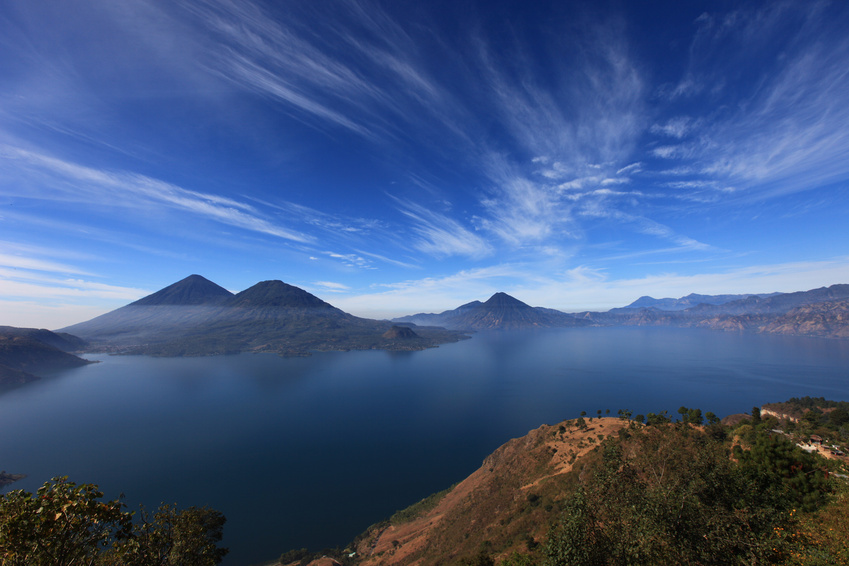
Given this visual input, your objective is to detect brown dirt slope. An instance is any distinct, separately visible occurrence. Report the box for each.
[354,417,631,566]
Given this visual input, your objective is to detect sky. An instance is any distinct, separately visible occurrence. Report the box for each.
[2,0,849,328]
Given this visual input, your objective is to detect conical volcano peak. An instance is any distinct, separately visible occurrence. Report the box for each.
[227,280,334,309]
[130,274,233,306]
[483,292,530,308]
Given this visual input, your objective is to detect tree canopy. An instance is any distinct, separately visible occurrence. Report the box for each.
[0,477,227,566]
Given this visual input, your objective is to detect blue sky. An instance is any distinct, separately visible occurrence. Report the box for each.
[2,0,849,328]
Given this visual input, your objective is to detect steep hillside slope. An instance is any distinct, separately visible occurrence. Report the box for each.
[354,417,631,565]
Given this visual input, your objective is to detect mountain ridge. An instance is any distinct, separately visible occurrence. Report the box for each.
[393,292,588,331]
[59,276,468,357]
[0,327,92,385]
[130,274,233,306]
[622,292,781,311]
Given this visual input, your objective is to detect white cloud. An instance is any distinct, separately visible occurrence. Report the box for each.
[652,145,686,159]
[658,2,849,198]
[323,251,374,269]
[312,281,351,292]
[393,198,492,259]
[0,145,315,243]
[650,116,695,139]
[333,263,528,317]
[0,253,92,276]
[0,269,148,302]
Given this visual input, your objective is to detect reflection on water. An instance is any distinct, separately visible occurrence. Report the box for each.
[0,327,847,565]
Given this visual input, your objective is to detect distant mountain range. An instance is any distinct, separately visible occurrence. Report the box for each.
[580,284,849,338]
[4,279,847,372]
[59,275,468,357]
[393,292,588,330]
[0,327,92,385]
[396,284,849,339]
[620,292,781,311]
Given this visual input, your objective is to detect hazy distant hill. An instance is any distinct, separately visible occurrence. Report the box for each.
[0,327,92,385]
[392,300,483,328]
[394,292,587,331]
[60,276,467,357]
[585,284,849,339]
[60,275,235,345]
[686,284,849,316]
[748,299,849,338]
[0,326,87,352]
[620,292,780,311]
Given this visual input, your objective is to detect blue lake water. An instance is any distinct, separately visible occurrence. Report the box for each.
[1,327,848,565]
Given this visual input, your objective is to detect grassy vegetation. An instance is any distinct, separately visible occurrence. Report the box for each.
[389,484,457,525]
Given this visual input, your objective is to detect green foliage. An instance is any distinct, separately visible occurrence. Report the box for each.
[735,434,830,512]
[389,484,455,525]
[111,504,228,566]
[786,396,849,412]
[0,477,227,566]
[279,547,310,565]
[545,488,604,566]
[677,406,704,425]
[644,411,670,426]
[500,551,537,566]
[0,476,132,566]
[546,427,806,566]
[829,407,849,427]
[460,549,495,566]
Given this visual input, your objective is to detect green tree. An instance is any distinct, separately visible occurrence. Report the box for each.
[112,504,228,566]
[735,434,830,512]
[829,407,849,428]
[546,428,802,566]
[688,408,704,426]
[645,411,670,426]
[0,477,227,566]
[0,476,133,566]
[545,488,604,566]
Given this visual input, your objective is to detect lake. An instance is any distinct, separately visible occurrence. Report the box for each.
[1,327,848,565]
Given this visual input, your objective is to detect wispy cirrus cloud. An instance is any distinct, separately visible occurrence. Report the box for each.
[0,245,93,276]
[654,1,849,199]
[182,0,456,144]
[322,251,375,269]
[650,117,697,139]
[0,144,314,243]
[393,198,492,259]
[311,281,351,293]
[459,15,656,250]
[185,0,672,257]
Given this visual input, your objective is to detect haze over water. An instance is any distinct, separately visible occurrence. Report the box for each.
[1,327,848,565]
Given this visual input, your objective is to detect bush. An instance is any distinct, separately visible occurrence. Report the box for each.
[545,427,807,566]
[0,477,227,566]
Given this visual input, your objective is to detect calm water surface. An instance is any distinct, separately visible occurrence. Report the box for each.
[1,327,848,565]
